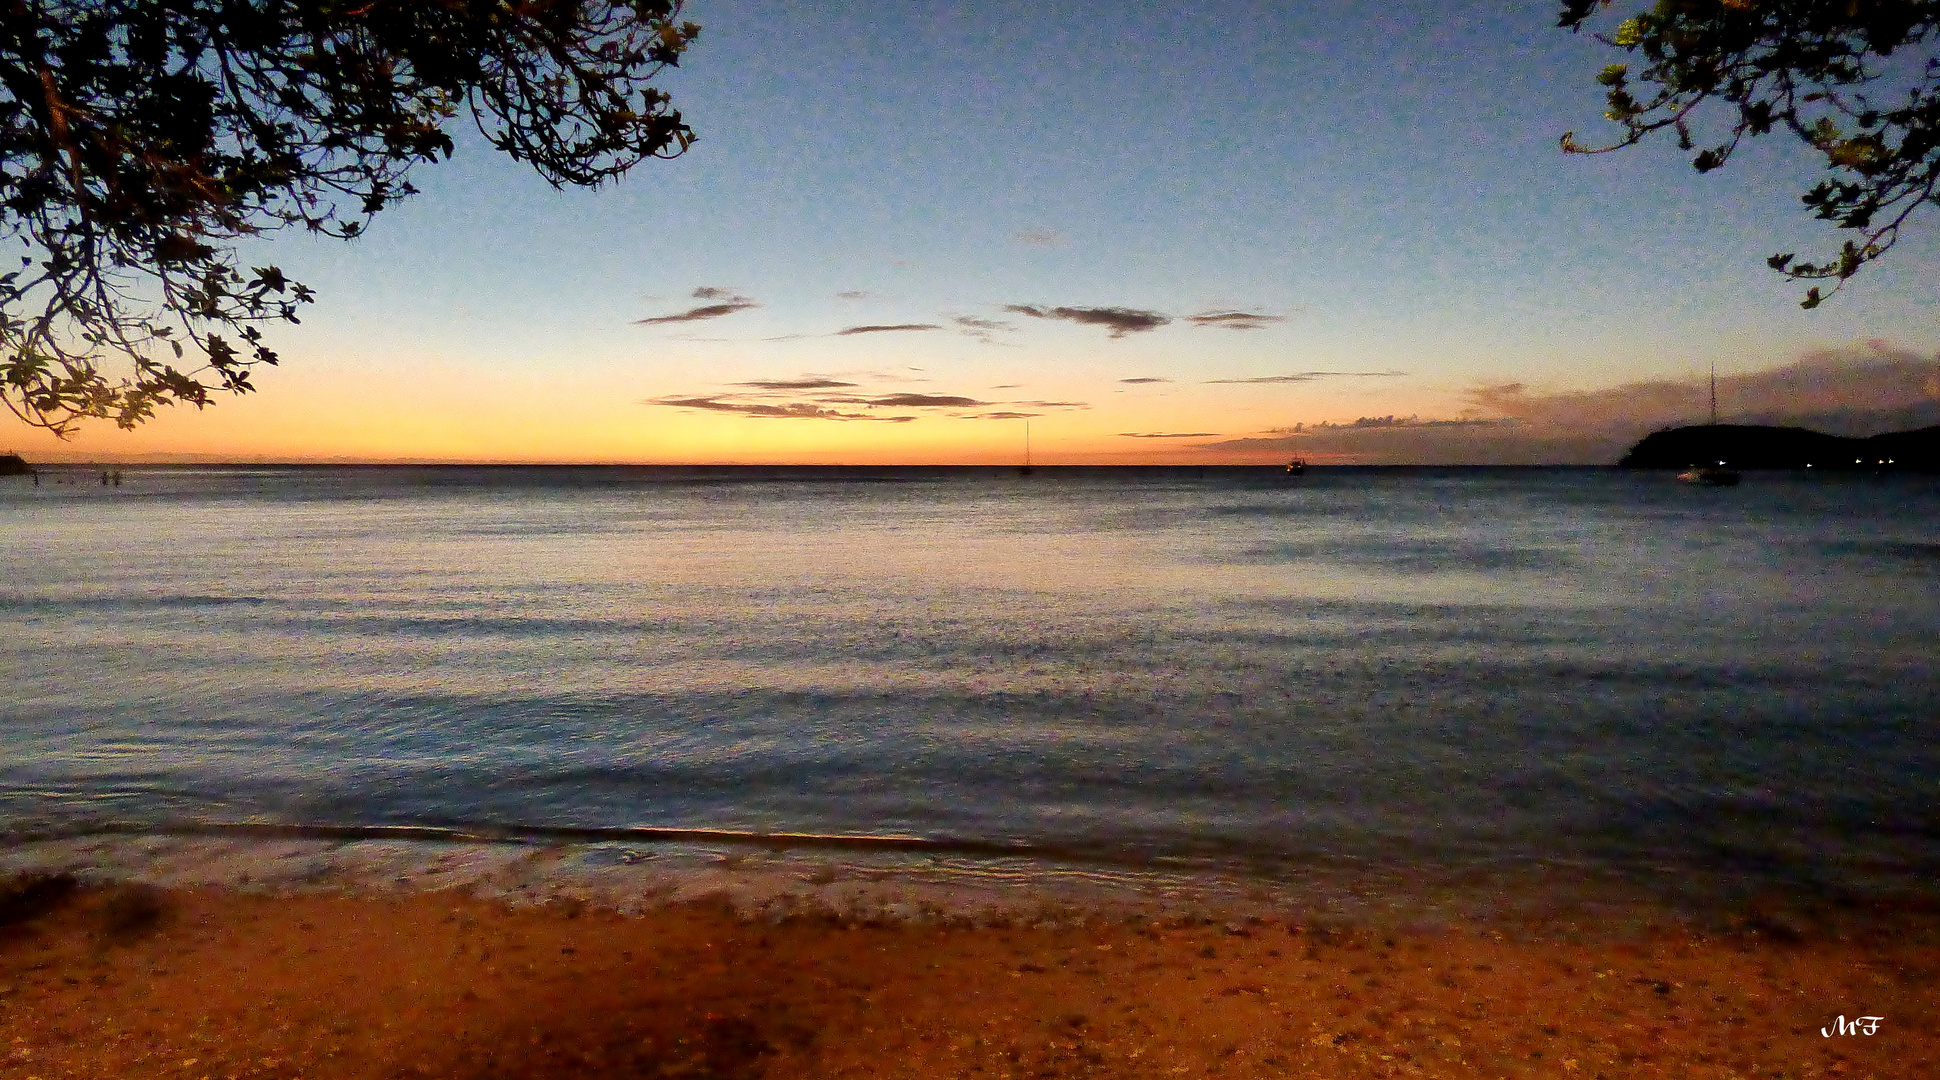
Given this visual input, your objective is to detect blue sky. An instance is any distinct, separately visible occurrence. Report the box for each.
[10,0,1939,463]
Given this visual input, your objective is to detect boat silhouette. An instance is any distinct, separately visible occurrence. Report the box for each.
[1676,363,1740,486]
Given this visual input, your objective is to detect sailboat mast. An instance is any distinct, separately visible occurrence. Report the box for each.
[1025,419,1031,467]
[1709,362,1718,425]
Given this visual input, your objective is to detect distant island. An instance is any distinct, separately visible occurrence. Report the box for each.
[1,453,32,476]
[1620,424,1940,471]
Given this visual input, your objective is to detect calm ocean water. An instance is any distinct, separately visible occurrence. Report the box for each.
[3,465,1938,902]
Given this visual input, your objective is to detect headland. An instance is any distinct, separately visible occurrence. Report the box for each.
[1620,423,1940,471]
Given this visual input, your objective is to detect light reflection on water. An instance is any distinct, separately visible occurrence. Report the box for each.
[2,465,1938,901]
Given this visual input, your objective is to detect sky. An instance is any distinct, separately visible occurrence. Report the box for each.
[7,0,1940,465]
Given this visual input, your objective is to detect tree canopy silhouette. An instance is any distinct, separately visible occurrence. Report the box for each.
[1561,0,1939,307]
[2,0,698,436]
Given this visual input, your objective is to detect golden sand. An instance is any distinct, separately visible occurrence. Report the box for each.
[1,877,1933,1079]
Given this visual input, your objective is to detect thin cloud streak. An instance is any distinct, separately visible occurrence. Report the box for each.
[733,378,858,391]
[1119,377,1169,384]
[834,323,942,335]
[1119,431,1221,438]
[1270,416,1509,432]
[1187,311,1284,330]
[646,384,1088,422]
[640,285,752,321]
[1205,371,1406,384]
[637,302,759,325]
[1004,304,1169,337]
[951,313,1018,346]
[637,287,759,325]
[832,393,986,408]
[648,396,916,422]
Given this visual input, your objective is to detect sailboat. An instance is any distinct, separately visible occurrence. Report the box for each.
[1017,418,1033,477]
[1678,362,1741,486]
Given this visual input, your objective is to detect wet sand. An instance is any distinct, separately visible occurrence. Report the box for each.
[2,874,1935,1079]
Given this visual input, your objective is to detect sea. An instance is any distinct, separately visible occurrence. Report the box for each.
[3,464,1938,921]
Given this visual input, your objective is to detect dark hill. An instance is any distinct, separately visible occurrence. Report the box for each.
[1863,425,1940,469]
[1620,424,1940,471]
[0,453,32,476]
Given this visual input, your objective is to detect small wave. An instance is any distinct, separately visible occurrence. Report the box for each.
[1230,541,1576,573]
[16,820,1070,859]
[0,593,278,612]
[1818,540,1940,567]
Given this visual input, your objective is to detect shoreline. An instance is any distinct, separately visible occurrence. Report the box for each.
[4,837,1938,1078]
[8,831,1939,931]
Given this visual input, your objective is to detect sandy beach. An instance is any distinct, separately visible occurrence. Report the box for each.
[3,868,1934,1080]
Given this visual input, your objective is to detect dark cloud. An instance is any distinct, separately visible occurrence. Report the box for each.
[1467,341,1940,437]
[834,290,872,300]
[963,411,1041,420]
[733,378,859,391]
[1187,311,1285,330]
[1119,377,1169,384]
[649,385,1002,421]
[1014,228,1067,248]
[1205,371,1405,384]
[1191,343,1940,464]
[858,393,986,408]
[637,288,759,325]
[835,323,942,336]
[648,396,914,422]
[635,302,758,325]
[1004,304,1170,337]
[1118,431,1222,438]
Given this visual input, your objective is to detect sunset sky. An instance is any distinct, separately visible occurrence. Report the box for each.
[7,0,1940,465]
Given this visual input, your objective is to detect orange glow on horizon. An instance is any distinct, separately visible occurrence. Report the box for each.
[3,367,1328,466]
[2,342,1464,466]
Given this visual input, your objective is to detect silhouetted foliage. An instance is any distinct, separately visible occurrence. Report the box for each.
[1561,1,1939,306]
[2,1,698,435]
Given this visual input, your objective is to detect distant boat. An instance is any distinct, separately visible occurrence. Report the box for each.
[1285,458,1305,476]
[1678,464,1740,486]
[1677,364,1740,485]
